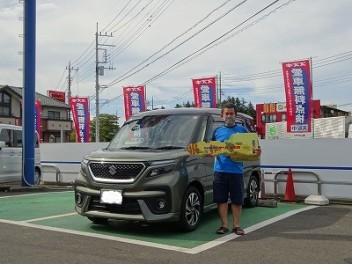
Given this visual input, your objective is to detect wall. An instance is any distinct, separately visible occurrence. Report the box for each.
[41,142,108,183]
[260,138,352,201]
[40,139,352,201]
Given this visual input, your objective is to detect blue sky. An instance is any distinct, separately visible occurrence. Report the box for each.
[1,0,351,122]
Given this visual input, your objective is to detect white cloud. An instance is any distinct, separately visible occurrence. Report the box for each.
[1,0,351,122]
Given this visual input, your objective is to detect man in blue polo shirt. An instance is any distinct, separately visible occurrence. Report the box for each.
[212,102,260,235]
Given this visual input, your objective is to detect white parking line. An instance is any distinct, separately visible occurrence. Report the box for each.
[22,212,77,223]
[0,191,73,199]
[0,205,317,254]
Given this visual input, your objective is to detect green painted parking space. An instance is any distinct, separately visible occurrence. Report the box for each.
[0,192,74,221]
[0,192,309,250]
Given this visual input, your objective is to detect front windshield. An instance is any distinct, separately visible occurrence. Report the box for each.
[107,114,200,150]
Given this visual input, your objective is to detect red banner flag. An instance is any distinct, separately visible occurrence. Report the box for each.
[192,77,217,108]
[282,59,312,133]
[69,97,90,142]
[123,86,146,120]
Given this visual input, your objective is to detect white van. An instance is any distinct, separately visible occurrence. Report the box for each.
[0,124,41,186]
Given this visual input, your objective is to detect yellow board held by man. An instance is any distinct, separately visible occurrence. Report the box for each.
[187,133,260,161]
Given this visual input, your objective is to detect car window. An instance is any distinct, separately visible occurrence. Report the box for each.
[0,129,13,147]
[194,116,208,143]
[14,130,22,147]
[108,114,201,149]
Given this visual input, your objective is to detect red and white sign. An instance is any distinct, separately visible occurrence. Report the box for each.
[282,59,312,133]
[123,86,146,120]
[192,77,217,108]
[69,97,90,143]
[48,90,66,103]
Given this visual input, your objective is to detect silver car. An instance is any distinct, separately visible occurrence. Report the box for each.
[74,108,262,231]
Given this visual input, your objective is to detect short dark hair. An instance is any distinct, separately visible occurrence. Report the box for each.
[221,103,237,114]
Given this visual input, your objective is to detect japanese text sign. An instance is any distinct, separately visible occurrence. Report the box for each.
[192,77,217,108]
[282,59,312,133]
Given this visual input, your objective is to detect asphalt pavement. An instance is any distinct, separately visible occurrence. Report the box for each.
[0,186,351,264]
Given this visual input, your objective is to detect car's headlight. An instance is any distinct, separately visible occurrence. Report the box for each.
[147,160,176,178]
[80,158,89,175]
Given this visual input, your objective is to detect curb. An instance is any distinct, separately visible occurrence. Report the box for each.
[1,182,74,193]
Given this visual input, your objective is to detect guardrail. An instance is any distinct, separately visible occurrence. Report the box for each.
[264,170,352,198]
[41,163,78,183]
[273,170,321,196]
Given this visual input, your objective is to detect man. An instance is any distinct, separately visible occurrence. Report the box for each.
[212,103,261,235]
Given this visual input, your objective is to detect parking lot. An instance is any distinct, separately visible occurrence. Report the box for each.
[0,190,351,263]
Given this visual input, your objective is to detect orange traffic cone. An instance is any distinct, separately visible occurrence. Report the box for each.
[284,169,296,202]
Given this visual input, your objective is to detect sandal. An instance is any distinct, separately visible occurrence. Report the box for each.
[232,227,245,236]
[216,226,229,234]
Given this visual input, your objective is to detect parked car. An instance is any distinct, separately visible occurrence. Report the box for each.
[74,108,262,231]
[0,124,41,186]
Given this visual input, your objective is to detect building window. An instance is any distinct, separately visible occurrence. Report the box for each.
[281,113,287,121]
[48,111,60,119]
[0,92,11,116]
[261,113,277,123]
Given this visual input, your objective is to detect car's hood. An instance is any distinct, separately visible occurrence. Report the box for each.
[85,148,188,162]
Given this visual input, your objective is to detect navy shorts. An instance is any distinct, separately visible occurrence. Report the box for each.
[213,172,244,205]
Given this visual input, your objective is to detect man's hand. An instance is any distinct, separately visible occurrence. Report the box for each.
[254,146,261,156]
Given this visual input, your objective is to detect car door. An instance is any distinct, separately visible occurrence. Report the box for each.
[202,115,224,206]
[0,128,21,183]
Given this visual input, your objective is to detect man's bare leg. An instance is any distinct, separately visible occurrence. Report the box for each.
[218,202,228,227]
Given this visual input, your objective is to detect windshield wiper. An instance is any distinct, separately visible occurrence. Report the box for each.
[120,146,152,150]
[155,146,184,150]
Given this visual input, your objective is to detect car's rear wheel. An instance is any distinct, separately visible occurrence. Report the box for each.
[34,168,41,186]
[245,175,259,207]
[179,186,203,232]
[87,216,109,225]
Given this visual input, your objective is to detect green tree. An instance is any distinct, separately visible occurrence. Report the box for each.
[90,114,120,142]
[68,128,76,142]
[174,101,195,108]
[220,96,256,118]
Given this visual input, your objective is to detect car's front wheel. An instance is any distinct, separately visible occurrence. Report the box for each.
[245,175,259,207]
[179,186,203,232]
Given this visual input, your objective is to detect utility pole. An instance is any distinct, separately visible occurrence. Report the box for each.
[218,71,222,107]
[95,22,115,142]
[66,61,78,103]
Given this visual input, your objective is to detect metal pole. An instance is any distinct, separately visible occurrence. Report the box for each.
[309,57,314,137]
[95,23,100,142]
[219,72,222,106]
[22,0,36,186]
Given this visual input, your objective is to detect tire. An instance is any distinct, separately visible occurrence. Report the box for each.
[34,168,41,186]
[179,186,203,232]
[87,216,109,225]
[245,175,259,207]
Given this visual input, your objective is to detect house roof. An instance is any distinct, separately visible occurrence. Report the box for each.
[0,84,70,109]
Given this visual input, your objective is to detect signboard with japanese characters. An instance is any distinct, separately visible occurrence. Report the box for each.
[282,59,312,133]
[69,97,90,142]
[123,86,146,120]
[192,77,217,108]
[48,90,66,103]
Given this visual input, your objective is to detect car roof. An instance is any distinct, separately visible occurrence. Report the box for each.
[0,124,22,130]
[130,107,253,120]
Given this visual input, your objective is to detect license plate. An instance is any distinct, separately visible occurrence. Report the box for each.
[100,190,123,204]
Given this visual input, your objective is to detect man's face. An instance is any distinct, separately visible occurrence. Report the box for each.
[222,108,236,119]
[222,107,237,127]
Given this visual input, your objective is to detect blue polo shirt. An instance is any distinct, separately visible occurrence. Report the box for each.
[212,124,248,174]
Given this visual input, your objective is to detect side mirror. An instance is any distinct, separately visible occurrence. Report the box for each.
[0,141,5,150]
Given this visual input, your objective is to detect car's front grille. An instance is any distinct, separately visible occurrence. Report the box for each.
[88,196,141,215]
[89,162,145,182]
